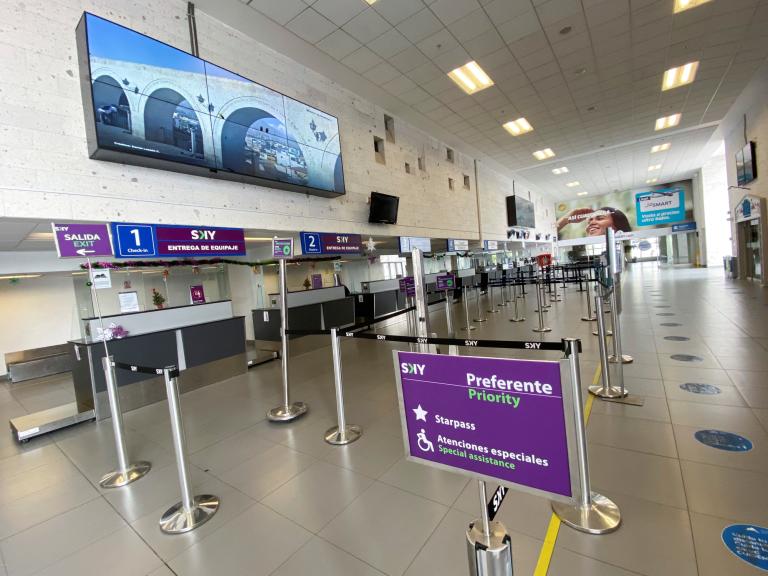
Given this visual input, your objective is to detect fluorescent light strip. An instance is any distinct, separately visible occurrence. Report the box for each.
[566,181,580,187]
[533,148,555,160]
[552,166,569,174]
[648,164,662,171]
[655,113,681,130]
[646,178,658,184]
[577,191,588,197]
[651,143,671,153]
[662,61,699,90]
[674,0,713,13]
[448,61,494,95]
[502,117,533,136]
[0,274,42,280]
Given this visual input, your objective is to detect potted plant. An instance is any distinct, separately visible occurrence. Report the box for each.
[152,288,166,309]
[302,277,311,290]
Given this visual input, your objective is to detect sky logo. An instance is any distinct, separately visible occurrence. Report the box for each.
[401,363,425,375]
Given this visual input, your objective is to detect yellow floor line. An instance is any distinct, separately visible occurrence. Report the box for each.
[533,365,600,576]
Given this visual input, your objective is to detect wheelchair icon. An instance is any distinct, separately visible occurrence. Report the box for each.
[416,429,434,453]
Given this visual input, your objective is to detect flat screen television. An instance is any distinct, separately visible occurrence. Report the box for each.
[738,141,757,186]
[506,196,535,228]
[76,13,345,198]
[368,192,399,224]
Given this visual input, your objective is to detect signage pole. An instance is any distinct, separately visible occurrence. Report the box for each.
[552,339,621,534]
[608,285,633,365]
[473,287,487,323]
[268,258,308,422]
[532,281,551,333]
[487,282,500,313]
[462,285,476,332]
[325,328,361,445]
[591,283,613,336]
[466,478,514,575]
[581,280,596,321]
[445,291,455,336]
[589,296,628,399]
[411,249,431,352]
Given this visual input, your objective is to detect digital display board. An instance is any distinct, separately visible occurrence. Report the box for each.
[76,13,345,198]
[399,237,432,253]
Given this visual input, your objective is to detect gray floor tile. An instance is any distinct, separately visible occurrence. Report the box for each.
[378,458,469,506]
[261,461,373,532]
[586,413,678,458]
[189,426,277,475]
[549,547,645,575]
[727,370,768,388]
[664,380,747,406]
[690,512,768,576]
[33,527,163,576]
[667,400,767,437]
[169,503,312,576]
[661,365,734,385]
[320,482,447,576]
[673,424,768,474]
[322,429,404,478]
[273,537,386,576]
[681,460,768,525]
[754,408,768,433]
[589,395,671,422]
[733,383,768,408]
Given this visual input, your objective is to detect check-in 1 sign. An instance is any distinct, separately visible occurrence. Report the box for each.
[394,351,574,498]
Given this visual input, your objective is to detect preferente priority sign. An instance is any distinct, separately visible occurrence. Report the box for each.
[393,351,578,500]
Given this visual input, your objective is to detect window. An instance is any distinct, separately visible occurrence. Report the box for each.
[446,148,454,163]
[405,162,412,174]
[373,136,385,164]
[463,174,470,189]
[381,254,406,280]
[418,155,425,171]
[448,177,455,190]
[384,114,395,143]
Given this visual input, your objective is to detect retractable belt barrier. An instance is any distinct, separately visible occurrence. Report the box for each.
[113,360,179,378]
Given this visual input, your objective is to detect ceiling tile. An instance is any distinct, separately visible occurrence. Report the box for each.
[366,27,412,59]
[312,0,367,26]
[433,45,472,72]
[416,28,458,59]
[286,8,338,44]
[446,9,495,43]
[316,28,362,60]
[497,10,541,44]
[390,45,430,73]
[430,0,482,26]
[372,0,425,26]
[342,8,391,43]
[463,29,506,58]
[247,0,308,25]
[484,0,534,26]
[362,60,402,84]
[398,86,431,104]
[396,8,445,43]
[340,45,383,73]
[405,60,445,82]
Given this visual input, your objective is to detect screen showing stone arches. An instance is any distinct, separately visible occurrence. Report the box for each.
[77,12,345,197]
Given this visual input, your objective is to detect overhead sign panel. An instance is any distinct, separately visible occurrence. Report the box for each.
[300,232,363,255]
[399,237,432,253]
[447,239,469,252]
[393,351,576,499]
[111,223,246,258]
[52,223,113,258]
[272,238,294,258]
[483,240,499,251]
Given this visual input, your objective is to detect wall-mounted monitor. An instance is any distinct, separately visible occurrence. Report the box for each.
[399,237,432,253]
[506,196,535,228]
[76,13,345,198]
[737,141,757,186]
[369,192,399,224]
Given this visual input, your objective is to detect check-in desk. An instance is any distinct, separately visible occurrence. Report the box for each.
[252,286,355,354]
[71,301,246,420]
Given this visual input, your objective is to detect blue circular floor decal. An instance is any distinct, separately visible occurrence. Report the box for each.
[680,383,721,395]
[695,429,753,452]
[721,524,768,571]
[671,354,703,362]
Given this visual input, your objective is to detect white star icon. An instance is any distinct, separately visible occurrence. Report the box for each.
[413,404,428,422]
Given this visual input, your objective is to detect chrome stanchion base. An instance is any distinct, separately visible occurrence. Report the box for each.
[461,325,477,331]
[473,317,488,323]
[325,424,362,445]
[497,303,509,307]
[267,402,308,422]
[509,317,526,323]
[534,308,549,313]
[592,329,613,336]
[487,309,500,314]
[99,461,152,489]
[609,354,634,364]
[551,492,621,535]
[588,384,629,399]
[532,327,552,333]
[581,315,597,322]
[159,494,220,534]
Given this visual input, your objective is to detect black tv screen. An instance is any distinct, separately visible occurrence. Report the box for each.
[506,196,535,228]
[739,141,757,185]
[369,192,399,224]
[76,13,345,197]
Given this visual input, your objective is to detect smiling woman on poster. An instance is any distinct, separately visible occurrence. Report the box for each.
[557,207,632,237]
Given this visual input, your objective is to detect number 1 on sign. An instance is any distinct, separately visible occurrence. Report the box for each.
[130,229,141,246]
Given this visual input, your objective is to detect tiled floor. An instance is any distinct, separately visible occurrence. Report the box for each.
[1,264,767,575]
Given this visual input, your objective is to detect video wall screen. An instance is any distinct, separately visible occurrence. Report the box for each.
[507,196,535,228]
[76,13,345,197]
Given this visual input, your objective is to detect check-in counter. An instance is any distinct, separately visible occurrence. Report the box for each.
[71,301,246,419]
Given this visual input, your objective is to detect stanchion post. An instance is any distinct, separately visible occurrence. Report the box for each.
[466,479,514,576]
[325,328,362,445]
[462,285,476,332]
[268,258,308,422]
[608,284,633,365]
[159,366,219,534]
[551,339,621,534]
[98,356,151,488]
[473,286,487,323]
[487,283,500,313]
[532,281,551,333]
[445,290,455,336]
[581,281,596,322]
[509,284,525,323]
[588,296,628,399]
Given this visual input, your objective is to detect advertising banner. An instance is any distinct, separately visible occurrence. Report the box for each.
[393,351,576,499]
[189,284,206,304]
[52,223,113,258]
[111,223,245,258]
[300,232,362,255]
[555,180,694,242]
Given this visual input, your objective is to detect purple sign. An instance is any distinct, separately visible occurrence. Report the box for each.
[394,351,574,498]
[311,274,323,289]
[190,284,206,304]
[272,238,294,258]
[436,274,456,291]
[399,276,415,297]
[156,226,245,257]
[52,223,113,258]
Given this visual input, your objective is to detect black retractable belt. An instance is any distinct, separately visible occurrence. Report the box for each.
[113,361,179,378]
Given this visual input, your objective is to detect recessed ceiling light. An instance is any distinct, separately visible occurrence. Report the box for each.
[533,148,555,160]
[245,237,274,242]
[502,117,534,136]
[646,178,658,184]
[655,113,681,130]
[648,164,662,171]
[673,0,713,13]
[552,166,569,174]
[577,191,588,197]
[26,232,55,240]
[566,181,580,187]
[651,143,671,153]
[364,0,378,4]
[447,61,494,95]
[662,61,699,90]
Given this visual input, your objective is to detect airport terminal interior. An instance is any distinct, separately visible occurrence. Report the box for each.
[1,0,768,575]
